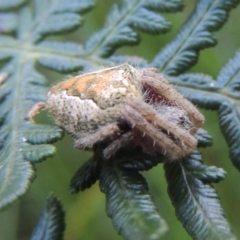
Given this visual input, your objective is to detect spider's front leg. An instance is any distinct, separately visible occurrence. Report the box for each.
[141,69,205,131]
[121,98,197,160]
[74,124,120,150]
[75,124,134,160]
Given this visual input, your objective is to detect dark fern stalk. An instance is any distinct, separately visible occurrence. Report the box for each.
[0,0,239,239]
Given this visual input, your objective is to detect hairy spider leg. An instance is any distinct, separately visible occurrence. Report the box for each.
[121,103,187,160]
[74,124,120,150]
[141,70,205,130]
[122,97,198,159]
[103,132,134,159]
[127,97,197,153]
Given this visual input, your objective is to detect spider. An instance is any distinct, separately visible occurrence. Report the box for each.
[47,64,204,160]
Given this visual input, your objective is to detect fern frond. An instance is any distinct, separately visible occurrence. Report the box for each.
[164,151,234,240]
[32,0,94,42]
[52,0,94,13]
[20,0,93,73]
[152,0,240,75]
[0,61,62,209]
[70,156,101,193]
[34,13,81,39]
[100,163,168,240]
[85,0,183,58]
[30,196,65,240]
[0,0,94,209]
[113,147,164,171]
[117,154,162,171]
[23,124,62,144]
[38,55,88,73]
[108,55,148,68]
[195,128,213,148]
[169,50,240,170]
[218,101,240,170]
[0,13,17,33]
[213,49,240,168]
[0,0,27,10]
[145,0,183,12]
[168,73,222,110]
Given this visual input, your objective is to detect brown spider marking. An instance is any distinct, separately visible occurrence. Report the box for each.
[47,64,204,160]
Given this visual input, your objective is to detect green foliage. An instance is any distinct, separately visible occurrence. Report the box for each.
[151,0,240,75]
[0,0,240,239]
[164,151,232,240]
[30,196,65,240]
[0,60,63,209]
[100,163,168,240]
[0,0,27,10]
[84,0,183,58]
[70,155,101,193]
[195,128,213,148]
[170,52,240,170]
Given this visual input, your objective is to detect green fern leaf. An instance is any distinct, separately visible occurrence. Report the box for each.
[129,8,170,34]
[169,73,216,88]
[0,0,93,209]
[0,13,17,33]
[215,51,240,168]
[0,146,33,209]
[164,151,234,240]
[53,0,94,13]
[38,56,88,73]
[32,0,94,42]
[169,73,222,109]
[152,0,240,75]
[70,145,164,194]
[100,163,168,240]
[216,50,240,90]
[218,101,240,170]
[30,196,65,240]
[34,13,82,39]
[37,41,84,54]
[22,145,56,163]
[108,55,148,67]
[0,0,27,10]
[70,156,101,193]
[0,61,62,209]
[85,0,183,57]
[195,128,213,148]
[37,41,87,72]
[169,49,240,170]
[23,124,62,144]
[117,154,163,171]
[145,0,183,12]
[112,147,164,171]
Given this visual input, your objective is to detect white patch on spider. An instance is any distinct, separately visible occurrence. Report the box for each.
[118,87,127,94]
[122,79,129,86]
[112,70,126,81]
[48,91,104,137]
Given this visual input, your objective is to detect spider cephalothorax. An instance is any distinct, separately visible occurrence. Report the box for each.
[47,64,204,160]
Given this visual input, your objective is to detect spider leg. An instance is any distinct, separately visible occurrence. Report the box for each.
[141,69,205,129]
[74,124,120,150]
[122,98,197,159]
[103,132,134,159]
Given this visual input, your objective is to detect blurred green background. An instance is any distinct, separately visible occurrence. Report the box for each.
[1,0,240,239]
